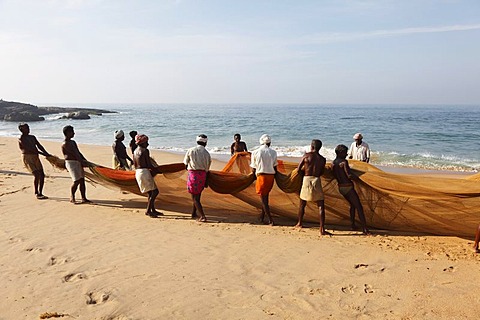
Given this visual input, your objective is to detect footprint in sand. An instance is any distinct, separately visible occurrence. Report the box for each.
[48,256,71,266]
[25,247,43,253]
[341,284,355,294]
[354,263,369,269]
[364,284,374,293]
[85,291,110,305]
[8,237,24,244]
[443,266,456,272]
[63,272,87,282]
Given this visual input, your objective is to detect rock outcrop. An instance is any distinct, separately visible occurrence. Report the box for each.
[0,100,115,122]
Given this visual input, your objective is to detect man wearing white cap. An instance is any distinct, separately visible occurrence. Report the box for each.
[112,130,133,170]
[250,134,278,225]
[348,133,370,163]
[184,134,211,222]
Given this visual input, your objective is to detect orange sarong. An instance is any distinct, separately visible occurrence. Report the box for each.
[255,174,275,196]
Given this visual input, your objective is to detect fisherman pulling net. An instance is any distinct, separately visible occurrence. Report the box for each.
[46,151,480,237]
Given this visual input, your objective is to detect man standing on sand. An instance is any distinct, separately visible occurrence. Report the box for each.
[129,130,138,157]
[62,125,91,204]
[18,123,51,199]
[250,134,277,225]
[133,134,162,218]
[348,133,370,163]
[332,144,370,235]
[230,133,248,155]
[184,134,211,222]
[295,139,330,235]
[112,130,133,170]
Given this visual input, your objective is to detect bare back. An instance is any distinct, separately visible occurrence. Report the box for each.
[299,152,326,177]
[19,135,39,154]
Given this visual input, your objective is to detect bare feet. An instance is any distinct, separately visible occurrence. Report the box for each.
[320,230,333,237]
[36,194,48,200]
[151,210,164,216]
[294,223,302,229]
[474,245,479,253]
[70,198,76,204]
[80,199,92,204]
[197,216,207,222]
[191,212,198,219]
[145,211,158,218]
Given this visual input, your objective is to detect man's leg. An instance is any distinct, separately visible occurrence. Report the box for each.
[79,178,91,203]
[349,205,356,230]
[149,189,161,215]
[295,200,307,228]
[317,200,331,236]
[261,195,274,225]
[38,170,45,196]
[193,193,206,222]
[71,179,80,203]
[344,189,369,234]
[32,170,41,196]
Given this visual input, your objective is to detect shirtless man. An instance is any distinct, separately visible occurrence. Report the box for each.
[18,123,50,199]
[230,133,248,155]
[129,130,138,157]
[474,224,480,253]
[62,125,91,204]
[295,139,330,235]
[332,144,370,235]
[133,134,162,218]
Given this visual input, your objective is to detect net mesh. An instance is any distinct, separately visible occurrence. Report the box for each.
[46,153,480,237]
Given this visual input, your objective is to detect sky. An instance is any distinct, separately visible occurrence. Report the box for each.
[0,0,479,105]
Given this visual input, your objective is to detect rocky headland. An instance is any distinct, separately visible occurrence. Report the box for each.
[0,100,116,122]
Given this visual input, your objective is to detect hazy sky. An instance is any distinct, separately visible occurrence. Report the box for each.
[1,0,479,104]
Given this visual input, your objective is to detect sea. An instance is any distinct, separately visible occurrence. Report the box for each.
[1,104,479,172]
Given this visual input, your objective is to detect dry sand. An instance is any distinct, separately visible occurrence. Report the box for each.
[1,136,479,320]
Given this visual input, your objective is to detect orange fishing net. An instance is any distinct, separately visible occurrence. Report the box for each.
[47,153,480,237]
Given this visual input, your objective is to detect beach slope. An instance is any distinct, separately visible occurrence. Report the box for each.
[1,137,479,319]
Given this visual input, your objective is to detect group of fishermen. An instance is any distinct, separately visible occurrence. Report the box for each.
[17,123,480,249]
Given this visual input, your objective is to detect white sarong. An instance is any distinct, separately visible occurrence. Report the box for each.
[65,160,84,181]
[135,168,157,193]
[300,176,324,202]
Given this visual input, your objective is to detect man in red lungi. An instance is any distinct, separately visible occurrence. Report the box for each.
[184,134,211,222]
[250,134,278,225]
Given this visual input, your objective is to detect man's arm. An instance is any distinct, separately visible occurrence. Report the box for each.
[34,137,50,156]
[297,156,306,172]
[347,144,353,159]
[319,157,326,176]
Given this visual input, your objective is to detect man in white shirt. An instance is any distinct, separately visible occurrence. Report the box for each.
[250,134,278,225]
[348,133,370,163]
[184,134,211,222]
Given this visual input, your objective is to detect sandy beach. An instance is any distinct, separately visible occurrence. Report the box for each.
[1,136,479,319]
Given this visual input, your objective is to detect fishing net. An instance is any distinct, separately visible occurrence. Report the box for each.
[46,152,480,237]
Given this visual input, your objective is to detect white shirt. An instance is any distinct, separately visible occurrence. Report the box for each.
[348,141,370,162]
[250,145,278,175]
[184,145,211,171]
